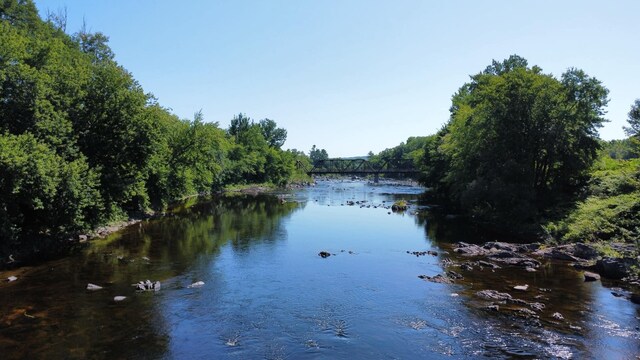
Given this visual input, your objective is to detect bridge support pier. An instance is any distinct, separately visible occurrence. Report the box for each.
[374,173,379,184]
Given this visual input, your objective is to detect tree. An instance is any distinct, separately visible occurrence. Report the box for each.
[228,113,252,139]
[624,99,640,137]
[423,55,609,224]
[309,145,329,163]
[0,133,102,247]
[258,118,287,148]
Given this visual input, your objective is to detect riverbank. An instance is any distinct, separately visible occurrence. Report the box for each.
[0,183,310,271]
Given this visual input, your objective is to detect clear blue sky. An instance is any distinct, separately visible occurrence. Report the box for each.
[35,0,640,157]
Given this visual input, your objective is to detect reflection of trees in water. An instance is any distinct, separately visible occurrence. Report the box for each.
[89,194,302,273]
[0,195,301,359]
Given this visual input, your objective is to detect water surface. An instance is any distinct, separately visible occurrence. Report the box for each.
[1,180,638,359]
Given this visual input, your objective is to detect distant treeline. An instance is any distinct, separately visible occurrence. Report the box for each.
[373,55,640,243]
[0,1,311,251]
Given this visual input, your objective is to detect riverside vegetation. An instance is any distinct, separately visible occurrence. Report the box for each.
[0,1,311,266]
[376,55,640,277]
[1,1,638,277]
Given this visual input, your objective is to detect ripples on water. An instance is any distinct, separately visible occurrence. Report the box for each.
[0,179,639,359]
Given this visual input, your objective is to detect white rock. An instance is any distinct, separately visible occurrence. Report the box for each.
[188,281,205,288]
[513,284,529,291]
[87,283,103,291]
[113,296,127,302]
[7,276,18,282]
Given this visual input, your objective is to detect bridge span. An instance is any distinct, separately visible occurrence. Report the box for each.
[307,158,418,183]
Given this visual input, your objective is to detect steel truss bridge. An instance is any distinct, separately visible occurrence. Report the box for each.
[307,158,419,182]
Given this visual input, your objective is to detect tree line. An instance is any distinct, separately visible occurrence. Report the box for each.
[374,55,639,240]
[0,1,311,253]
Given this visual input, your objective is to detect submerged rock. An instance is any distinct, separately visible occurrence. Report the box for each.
[188,281,205,288]
[418,274,453,284]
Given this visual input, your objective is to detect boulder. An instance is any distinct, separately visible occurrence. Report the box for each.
[595,257,631,280]
[584,271,601,282]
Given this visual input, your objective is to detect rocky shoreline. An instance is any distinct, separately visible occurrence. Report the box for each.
[421,241,640,304]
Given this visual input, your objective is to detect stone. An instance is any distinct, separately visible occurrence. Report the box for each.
[86,283,103,291]
[584,271,601,282]
[525,267,537,272]
[596,257,631,280]
[113,296,127,302]
[153,281,161,292]
[572,243,598,260]
[486,304,500,311]
[516,308,539,319]
[418,274,453,284]
[188,281,205,288]
[513,284,529,291]
[476,290,512,301]
[7,276,18,282]
[529,302,545,311]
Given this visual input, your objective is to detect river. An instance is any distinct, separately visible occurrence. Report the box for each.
[1,180,639,359]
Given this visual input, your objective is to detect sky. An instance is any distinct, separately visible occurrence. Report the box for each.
[35,0,640,157]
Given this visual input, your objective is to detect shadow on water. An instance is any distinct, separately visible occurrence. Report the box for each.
[0,194,301,359]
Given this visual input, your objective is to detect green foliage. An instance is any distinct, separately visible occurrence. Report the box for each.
[0,133,102,247]
[0,0,302,255]
[369,136,428,180]
[421,55,609,225]
[309,145,329,163]
[258,118,287,149]
[545,157,640,243]
[601,139,639,160]
[624,99,640,137]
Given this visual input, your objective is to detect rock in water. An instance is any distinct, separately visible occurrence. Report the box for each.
[514,284,529,291]
[188,281,205,288]
[153,281,161,292]
[584,271,601,282]
[87,283,103,291]
[113,296,127,302]
[7,276,18,282]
